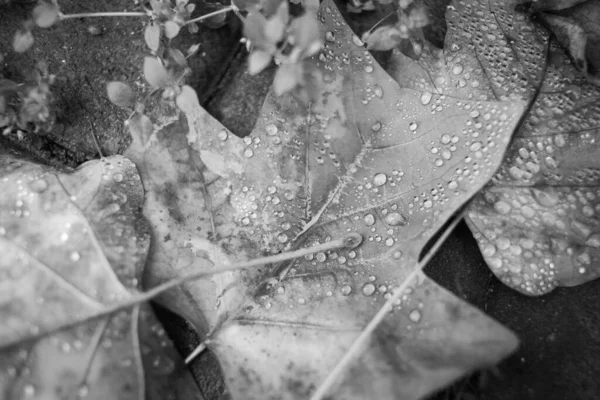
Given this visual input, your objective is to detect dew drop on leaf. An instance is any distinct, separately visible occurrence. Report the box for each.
[409,309,422,322]
[362,283,376,296]
[373,173,387,186]
[217,130,228,141]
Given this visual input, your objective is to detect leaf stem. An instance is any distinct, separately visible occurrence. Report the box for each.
[59,11,147,20]
[185,5,235,25]
[309,215,464,400]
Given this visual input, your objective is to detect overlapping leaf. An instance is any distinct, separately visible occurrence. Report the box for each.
[126,0,527,398]
[384,0,600,296]
[465,40,600,295]
[0,155,198,400]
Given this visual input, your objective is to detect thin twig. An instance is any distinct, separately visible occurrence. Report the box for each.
[59,11,147,20]
[185,341,207,364]
[185,5,235,25]
[309,215,465,400]
[18,234,359,343]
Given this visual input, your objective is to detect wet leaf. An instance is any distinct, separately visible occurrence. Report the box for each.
[126,0,525,398]
[0,155,199,400]
[13,29,34,53]
[537,0,600,86]
[362,24,404,51]
[143,56,172,88]
[144,23,161,52]
[106,81,135,108]
[32,3,60,28]
[164,20,181,39]
[248,50,273,75]
[464,39,600,295]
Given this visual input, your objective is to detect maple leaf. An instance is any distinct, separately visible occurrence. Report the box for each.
[0,155,199,400]
[126,0,527,398]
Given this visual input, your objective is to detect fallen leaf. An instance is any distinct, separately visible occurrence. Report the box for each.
[536,0,600,86]
[465,40,600,295]
[127,0,525,398]
[0,154,199,399]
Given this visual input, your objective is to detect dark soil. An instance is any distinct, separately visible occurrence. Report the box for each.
[1,1,600,400]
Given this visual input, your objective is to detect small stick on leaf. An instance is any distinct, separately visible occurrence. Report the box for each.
[309,215,464,400]
[185,341,208,364]
[26,233,361,341]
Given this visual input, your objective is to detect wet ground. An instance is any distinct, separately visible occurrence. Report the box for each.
[1,1,599,399]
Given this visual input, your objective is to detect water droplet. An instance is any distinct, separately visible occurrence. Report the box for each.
[316,252,326,262]
[113,173,124,183]
[373,85,383,98]
[23,384,35,397]
[217,130,228,141]
[409,309,422,322]
[371,121,382,132]
[496,237,511,250]
[244,148,254,158]
[452,64,464,75]
[362,283,376,296]
[409,122,418,131]
[364,214,375,226]
[340,285,352,295]
[385,237,394,247]
[469,141,482,151]
[297,297,306,305]
[420,92,432,105]
[29,179,48,192]
[586,233,600,248]
[265,124,278,136]
[70,252,80,262]
[393,250,402,259]
[325,31,335,42]
[373,173,387,186]
[277,233,288,243]
[364,65,373,73]
[77,385,89,398]
[494,201,511,214]
[267,185,277,194]
[385,212,407,226]
[60,233,69,242]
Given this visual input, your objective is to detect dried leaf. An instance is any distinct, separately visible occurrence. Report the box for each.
[144,23,161,52]
[106,81,135,108]
[362,25,403,51]
[143,56,172,88]
[537,1,600,86]
[529,0,589,12]
[0,155,198,400]
[126,0,525,398]
[32,3,60,28]
[13,29,34,53]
